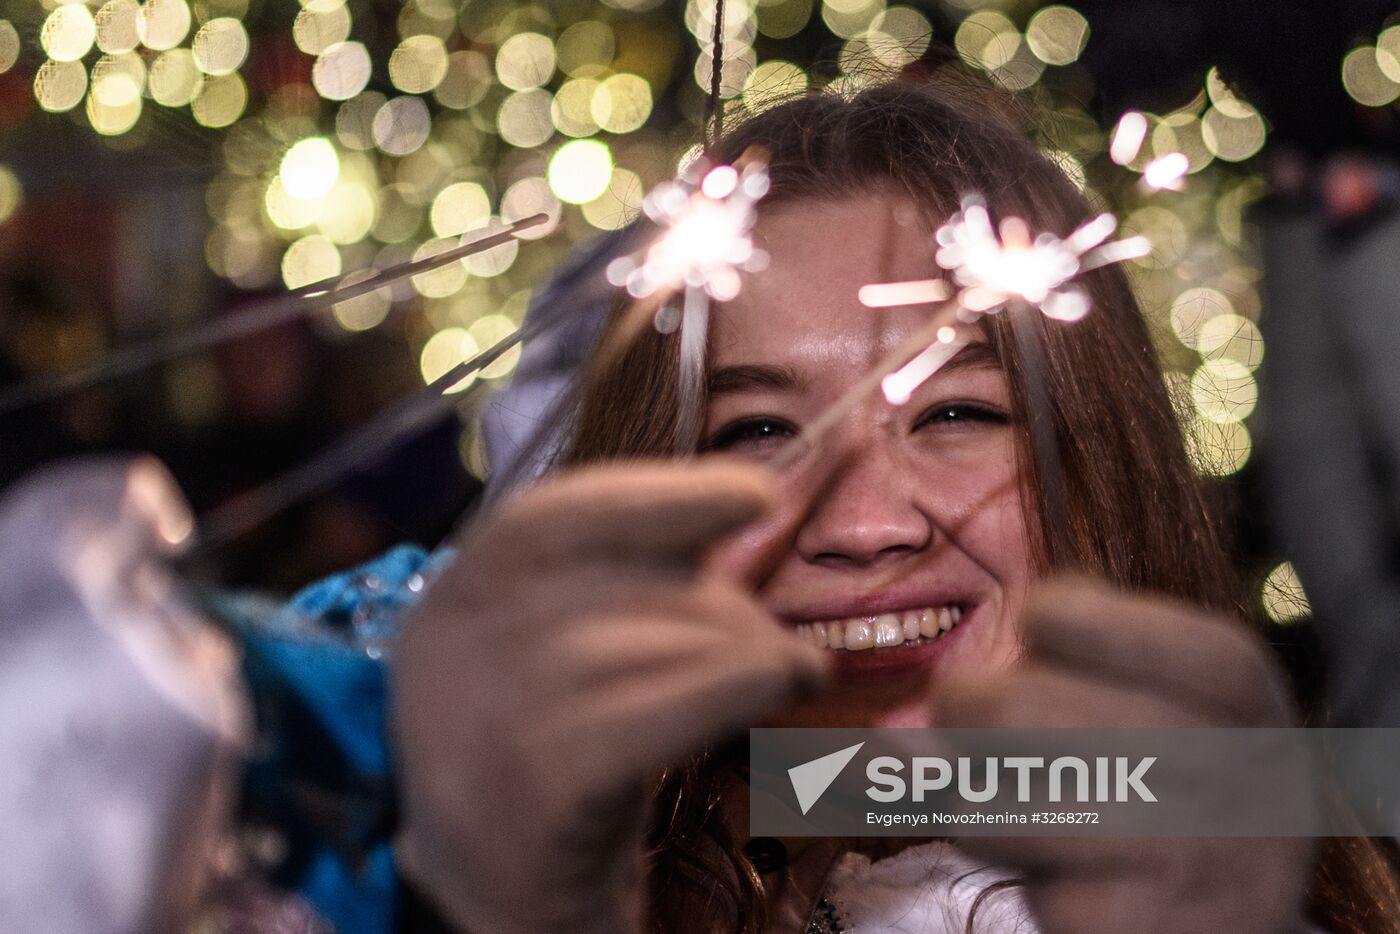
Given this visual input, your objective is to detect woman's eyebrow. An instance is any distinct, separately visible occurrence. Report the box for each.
[940,340,1002,374]
[707,363,807,396]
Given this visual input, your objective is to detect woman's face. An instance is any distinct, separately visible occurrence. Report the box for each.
[704,194,1031,727]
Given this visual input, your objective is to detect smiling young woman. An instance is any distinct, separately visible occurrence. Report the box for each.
[392,76,1400,933]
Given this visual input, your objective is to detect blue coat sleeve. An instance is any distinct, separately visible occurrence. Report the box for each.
[214,544,452,934]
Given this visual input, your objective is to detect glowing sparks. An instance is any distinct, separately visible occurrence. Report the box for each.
[881,326,968,405]
[1109,111,1148,166]
[862,196,1152,407]
[605,159,770,303]
[1143,152,1190,190]
[858,279,951,308]
[932,196,1127,320]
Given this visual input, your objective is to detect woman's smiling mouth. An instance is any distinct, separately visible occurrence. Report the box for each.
[790,604,965,652]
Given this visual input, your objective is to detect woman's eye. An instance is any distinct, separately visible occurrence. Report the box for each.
[702,417,797,452]
[914,402,1010,432]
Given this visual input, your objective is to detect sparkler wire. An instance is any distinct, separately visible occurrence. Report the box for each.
[674,285,711,453]
[185,218,633,556]
[0,214,549,416]
[706,0,726,149]
[768,301,971,472]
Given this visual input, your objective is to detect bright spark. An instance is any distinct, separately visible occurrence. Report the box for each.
[862,195,1153,406]
[605,159,770,303]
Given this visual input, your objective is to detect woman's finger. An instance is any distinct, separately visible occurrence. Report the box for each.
[932,664,1213,730]
[1020,576,1294,726]
[481,460,776,573]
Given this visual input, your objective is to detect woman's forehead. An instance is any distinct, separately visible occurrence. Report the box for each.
[712,194,955,371]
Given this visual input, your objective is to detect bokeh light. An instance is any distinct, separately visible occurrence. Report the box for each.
[581,167,644,230]
[373,96,432,155]
[293,5,350,55]
[331,270,392,332]
[1197,313,1264,370]
[1342,46,1399,107]
[1190,358,1258,424]
[390,35,449,94]
[1171,286,1234,349]
[556,20,614,75]
[593,74,652,133]
[149,49,199,106]
[95,1,140,55]
[498,88,555,147]
[136,0,192,52]
[42,4,98,62]
[280,137,340,200]
[553,78,601,136]
[430,181,491,237]
[420,327,480,393]
[313,41,372,101]
[35,60,89,113]
[281,234,342,289]
[1185,414,1252,477]
[1261,562,1311,624]
[500,176,562,239]
[0,21,19,74]
[461,221,519,277]
[548,138,613,204]
[191,72,247,127]
[1202,104,1267,162]
[1025,5,1089,66]
[741,60,808,112]
[191,18,248,75]
[468,314,521,378]
[496,31,556,90]
[0,166,22,225]
[411,237,469,298]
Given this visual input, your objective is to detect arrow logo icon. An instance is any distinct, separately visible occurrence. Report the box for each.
[788,742,865,815]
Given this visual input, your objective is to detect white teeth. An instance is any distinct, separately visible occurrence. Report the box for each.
[902,612,920,642]
[844,618,874,650]
[874,614,903,647]
[792,605,965,653]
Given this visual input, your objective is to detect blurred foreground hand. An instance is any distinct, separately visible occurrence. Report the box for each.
[0,457,248,933]
[393,461,829,934]
[934,576,1310,934]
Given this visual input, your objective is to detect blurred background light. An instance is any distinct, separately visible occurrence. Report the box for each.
[42,4,98,62]
[280,137,340,200]
[313,41,372,101]
[1025,5,1088,66]
[1342,45,1400,107]
[496,32,556,91]
[1261,562,1312,624]
[136,0,192,52]
[191,17,248,76]
[548,138,613,203]
[420,327,480,393]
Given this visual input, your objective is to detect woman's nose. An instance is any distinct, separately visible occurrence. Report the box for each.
[793,438,933,568]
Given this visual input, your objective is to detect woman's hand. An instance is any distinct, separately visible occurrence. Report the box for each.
[391,461,829,934]
[933,576,1312,934]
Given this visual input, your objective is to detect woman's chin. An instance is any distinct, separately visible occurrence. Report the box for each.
[766,669,935,727]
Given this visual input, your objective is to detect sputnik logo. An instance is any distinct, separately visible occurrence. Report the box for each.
[788,742,865,815]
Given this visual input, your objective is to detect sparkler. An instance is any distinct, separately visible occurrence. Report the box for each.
[604,158,771,452]
[0,214,549,416]
[771,196,1152,480]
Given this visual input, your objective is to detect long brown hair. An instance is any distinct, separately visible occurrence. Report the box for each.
[561,76,1400,932]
